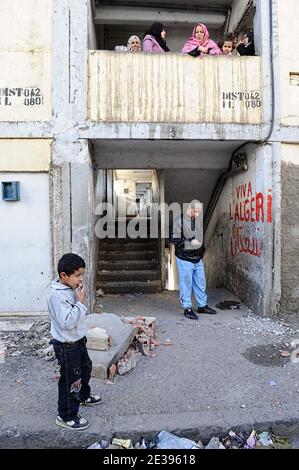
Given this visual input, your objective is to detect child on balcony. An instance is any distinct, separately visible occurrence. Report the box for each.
[218,36,234,56]
[142,23,170,53]
[181,23,221,57]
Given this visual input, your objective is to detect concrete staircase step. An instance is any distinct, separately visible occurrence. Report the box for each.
[98,260,159,271]
[97,281,162,294]
[99,237,156,244]
[98,270,160,282]
[99,242,157,252]
[101,251,158,261]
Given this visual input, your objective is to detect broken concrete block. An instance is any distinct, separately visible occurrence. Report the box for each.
[86,326,112,351]
[86,313,137,379]
[117,350,137,375]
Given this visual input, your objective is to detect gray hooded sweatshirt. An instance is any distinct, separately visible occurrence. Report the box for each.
[47,279,87,343]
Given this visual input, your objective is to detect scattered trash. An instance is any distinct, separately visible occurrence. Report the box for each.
[111,438,133,449]
[279,350,291,358]
[163,339,173,346]
[206,437,220,449]
[215,301,242,310]
[257,431,273,447]
[0,320,56,362]
[197,440,204,449]
[156,430,201,450]
[101,439,109,449]
[241,404,246,408]
[86,428,293,450]
[87,442,103,449]
[268,380,277,386]
[245,430,256,449]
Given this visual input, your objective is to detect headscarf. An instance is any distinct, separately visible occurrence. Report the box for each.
[127,35,141,52]
[181,23,220,54]
[144,22,169,52]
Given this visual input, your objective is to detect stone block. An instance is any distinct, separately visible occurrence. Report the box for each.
[86,313,137,379]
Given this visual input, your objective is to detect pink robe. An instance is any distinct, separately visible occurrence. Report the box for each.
[182,23,221,56]
[142,35,165,53]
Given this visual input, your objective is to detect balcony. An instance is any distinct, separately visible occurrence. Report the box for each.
[87,51,262,125]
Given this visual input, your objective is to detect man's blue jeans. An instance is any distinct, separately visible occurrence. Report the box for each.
[176,257,207,309]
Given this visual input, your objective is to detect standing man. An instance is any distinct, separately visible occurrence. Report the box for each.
[170,200,217,320]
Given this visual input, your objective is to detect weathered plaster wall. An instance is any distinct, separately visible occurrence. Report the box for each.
[164,169,222,213]
[0,0,52,121]
[0,139,52,172]
[280,144,299,314]
[277,0,299,127]
[88,51,262,124]
[205,144,276,316]
[0,172,51,312]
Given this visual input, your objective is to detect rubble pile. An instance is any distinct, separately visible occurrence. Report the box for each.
[240,314,296,339]
[87,429,292,450]
[222,310,297,344]
[0,320,55,361]
[108,316,159,380]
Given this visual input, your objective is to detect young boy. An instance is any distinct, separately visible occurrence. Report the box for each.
[48,253,101,431]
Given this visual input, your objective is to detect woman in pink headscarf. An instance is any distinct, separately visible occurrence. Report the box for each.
[182,23,221,57]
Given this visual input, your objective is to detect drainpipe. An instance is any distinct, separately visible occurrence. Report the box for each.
[204,0,274,234]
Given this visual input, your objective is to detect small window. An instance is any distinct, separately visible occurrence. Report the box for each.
[2,181,20,201]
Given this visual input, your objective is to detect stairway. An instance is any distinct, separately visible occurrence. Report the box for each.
[97,223,161,294]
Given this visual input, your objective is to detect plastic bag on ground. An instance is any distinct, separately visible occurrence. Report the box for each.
[156,430,201,449]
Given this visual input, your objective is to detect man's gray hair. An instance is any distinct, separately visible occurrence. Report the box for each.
[188,199,202,210]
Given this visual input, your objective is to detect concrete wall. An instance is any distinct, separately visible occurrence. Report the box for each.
[205,144,277,316]
[0,139,52,313]
[280,144,299,313]
[51,139,97,313]
[88,51,262,124]
[0,172,51,313]
[0,0,52,121]
[0,139,52,172]
[164,169,221,213]
[277,0,299,127]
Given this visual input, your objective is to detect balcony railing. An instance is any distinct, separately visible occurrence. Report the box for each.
[88,51,262,124]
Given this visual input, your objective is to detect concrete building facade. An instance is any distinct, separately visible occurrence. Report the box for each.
[0,0,298,318]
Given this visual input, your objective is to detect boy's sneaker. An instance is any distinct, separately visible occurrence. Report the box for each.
[55,414,89,431]
[80,394,102,406]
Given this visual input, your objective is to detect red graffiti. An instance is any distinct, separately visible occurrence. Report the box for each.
[231,225,262,257]
[228,182,272,257]
[229,187,272,223]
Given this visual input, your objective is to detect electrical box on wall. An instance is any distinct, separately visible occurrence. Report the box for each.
[2,181,20,201]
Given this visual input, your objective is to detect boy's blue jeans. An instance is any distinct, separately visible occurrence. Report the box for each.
[176,257,207,310]
[52,336,92,421]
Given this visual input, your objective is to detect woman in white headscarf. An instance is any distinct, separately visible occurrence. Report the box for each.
[127,35,141,52]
